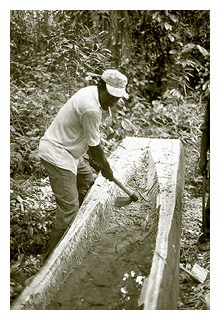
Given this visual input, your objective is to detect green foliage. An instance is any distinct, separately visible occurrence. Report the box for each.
[10,83,53,176]
[168,42,210,96]
[10,10,113,91]
[116,10,210,101]
[10,177,55,260]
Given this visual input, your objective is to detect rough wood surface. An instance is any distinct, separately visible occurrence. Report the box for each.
[11,138,184,310]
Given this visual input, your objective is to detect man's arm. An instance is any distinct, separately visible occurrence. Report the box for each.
[80,110,113,181]
[88,144,114,181]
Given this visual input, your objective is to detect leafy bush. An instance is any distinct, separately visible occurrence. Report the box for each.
[118,10,209,101]
[10,84,53,176]
[10,177,56,260]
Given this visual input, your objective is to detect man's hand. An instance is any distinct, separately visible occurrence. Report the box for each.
[101,167,114,181]
[89,157,114,180]
[88,144,114,181]
[89,156,113,181]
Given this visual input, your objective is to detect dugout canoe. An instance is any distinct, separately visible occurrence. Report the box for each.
[11,137,184,310]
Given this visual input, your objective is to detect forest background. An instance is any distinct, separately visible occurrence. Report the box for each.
[8,9,213,309]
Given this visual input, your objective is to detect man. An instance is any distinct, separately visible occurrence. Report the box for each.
[198,97,210,251]
[39,69,129,258]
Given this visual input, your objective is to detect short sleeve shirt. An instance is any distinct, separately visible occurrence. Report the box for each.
[39,86,102,174]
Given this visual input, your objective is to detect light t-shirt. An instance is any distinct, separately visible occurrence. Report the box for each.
[39,85,105,174]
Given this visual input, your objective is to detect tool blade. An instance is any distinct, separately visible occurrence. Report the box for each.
[114,196,132,207]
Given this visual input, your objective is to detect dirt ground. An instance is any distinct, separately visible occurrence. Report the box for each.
[178,191,210,310]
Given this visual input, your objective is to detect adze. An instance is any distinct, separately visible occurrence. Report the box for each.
[113,177,138,207]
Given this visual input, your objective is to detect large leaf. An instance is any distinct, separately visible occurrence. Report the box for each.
[121,119,137,132]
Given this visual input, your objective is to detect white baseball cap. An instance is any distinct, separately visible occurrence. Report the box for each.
[101,69,129,99]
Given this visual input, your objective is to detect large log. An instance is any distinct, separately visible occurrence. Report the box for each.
[11,137,184,310]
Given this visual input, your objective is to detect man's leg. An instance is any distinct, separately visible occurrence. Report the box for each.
[41,159,79,256]
[199,168,210,251]
[205,163,210,233]
[77,157,94,206]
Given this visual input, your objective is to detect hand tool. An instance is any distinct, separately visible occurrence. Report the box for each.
[113,177,138,207]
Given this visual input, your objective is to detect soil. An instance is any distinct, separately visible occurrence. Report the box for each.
[178,189,210,310]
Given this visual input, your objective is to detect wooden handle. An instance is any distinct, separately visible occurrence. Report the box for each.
[112,177,133,197]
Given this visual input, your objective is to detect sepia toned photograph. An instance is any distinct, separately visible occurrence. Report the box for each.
[10,9,210,311]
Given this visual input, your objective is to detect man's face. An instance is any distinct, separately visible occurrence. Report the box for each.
[100,89,120,110]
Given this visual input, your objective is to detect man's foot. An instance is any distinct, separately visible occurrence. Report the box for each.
[198,241,210,251]
[198,231,210,243]
[198,230,210,251]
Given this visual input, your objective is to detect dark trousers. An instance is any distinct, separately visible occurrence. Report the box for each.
[41,157,94,232]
